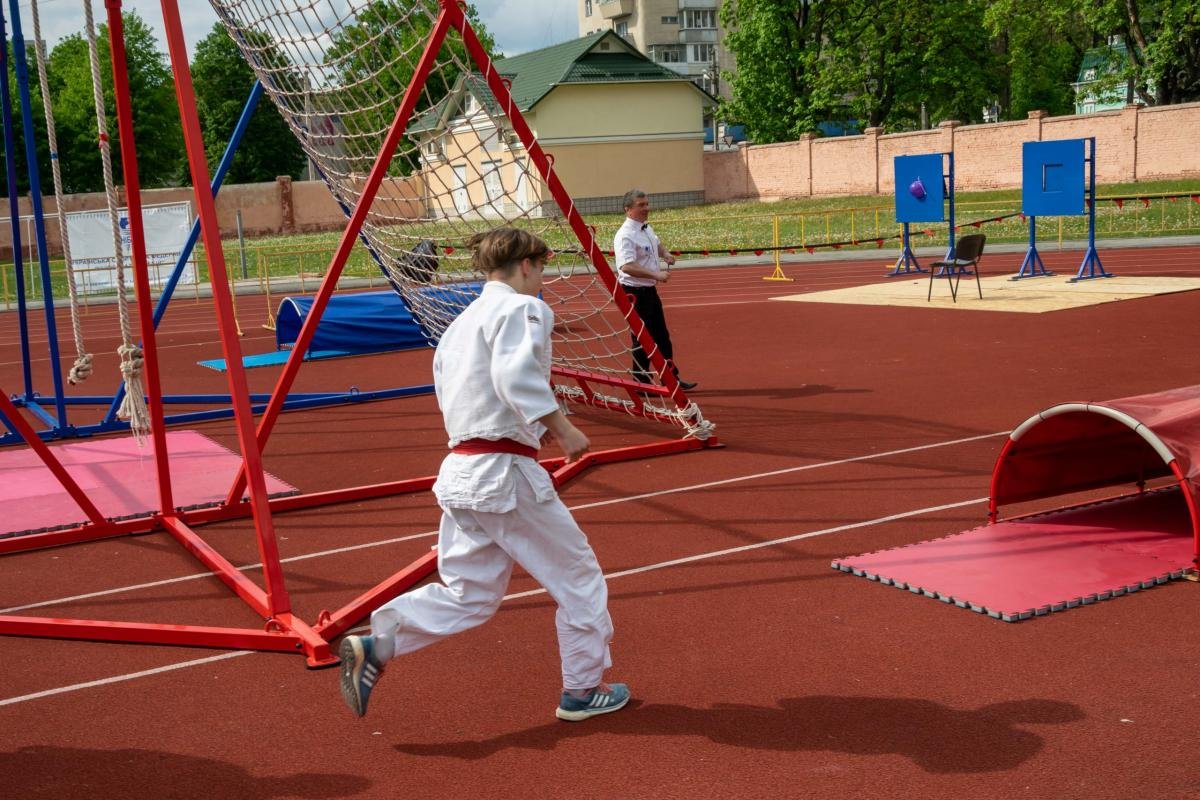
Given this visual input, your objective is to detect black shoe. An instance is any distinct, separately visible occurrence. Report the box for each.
[676,379,698,391]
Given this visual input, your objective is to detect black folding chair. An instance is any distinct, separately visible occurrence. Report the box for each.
[928,233,986,302]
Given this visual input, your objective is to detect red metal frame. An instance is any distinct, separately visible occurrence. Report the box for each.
[988,435,1200,569]
[0,0,719,668]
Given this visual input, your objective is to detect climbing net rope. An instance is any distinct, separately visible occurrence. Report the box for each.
[208,0,711,438]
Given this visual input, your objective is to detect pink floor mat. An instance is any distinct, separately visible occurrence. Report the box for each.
[0,430,297,537]
[833,488,1195,621]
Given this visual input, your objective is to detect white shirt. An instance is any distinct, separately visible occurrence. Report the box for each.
[431,281,560,512]
[614,217,665,288]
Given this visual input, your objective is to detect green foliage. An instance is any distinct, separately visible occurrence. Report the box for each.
[722,0,1200,143]
[323,1,497,175]
[45,11,183,193]
[191,23,306,184]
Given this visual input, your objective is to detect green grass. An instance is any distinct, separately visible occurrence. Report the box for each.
[5,178,1198,306]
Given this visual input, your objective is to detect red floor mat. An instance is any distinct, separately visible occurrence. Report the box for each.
[0,430,296,537]
[833,488,1195,621]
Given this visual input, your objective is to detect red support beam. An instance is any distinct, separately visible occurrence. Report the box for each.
[0,391,106,526]
[224,5,456,506]
[449,2,693,411]
[157,0,292,617]
[0,615,303,654]
[102,0,175,514]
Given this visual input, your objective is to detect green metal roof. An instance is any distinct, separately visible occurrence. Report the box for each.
[407,30,710,134]
[1077,41,1130,82]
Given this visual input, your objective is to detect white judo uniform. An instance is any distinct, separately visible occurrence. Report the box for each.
[370,281,614,690]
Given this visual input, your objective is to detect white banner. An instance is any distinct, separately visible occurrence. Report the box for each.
[65,202,194,294]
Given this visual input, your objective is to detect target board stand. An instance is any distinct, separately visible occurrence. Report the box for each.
[1015,137,1112,281]
[889,152,955,277]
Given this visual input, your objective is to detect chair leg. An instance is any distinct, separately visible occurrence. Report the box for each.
[949,269,959,302]
[973,263,983,299]
[927,268,935,301]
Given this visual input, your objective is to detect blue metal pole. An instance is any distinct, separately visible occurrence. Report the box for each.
[7,0,68,429]
[0,5,33,399]
[104,80,266,424]
[946,151,956,261]
[1072,136,1111,281]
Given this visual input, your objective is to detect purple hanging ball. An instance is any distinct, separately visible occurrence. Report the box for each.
[909,178,927,200]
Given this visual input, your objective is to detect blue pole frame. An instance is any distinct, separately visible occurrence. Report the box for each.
[0,3,33,402]
[5,0,69,431]
[0,72,433,445]
[1071,136,1112,281]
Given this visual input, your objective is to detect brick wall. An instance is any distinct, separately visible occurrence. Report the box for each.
[704,102,1200,202]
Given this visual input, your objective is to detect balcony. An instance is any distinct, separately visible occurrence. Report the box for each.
[678,28,717,44]
[598,0,634,19]
[678,0,718,8]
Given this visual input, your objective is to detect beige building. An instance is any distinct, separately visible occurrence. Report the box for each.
[410,30,713,216]
[578,0,732,102]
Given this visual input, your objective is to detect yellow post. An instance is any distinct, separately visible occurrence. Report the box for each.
[261,251,277,332]
[763,214,793,282]
[229,265,244,337]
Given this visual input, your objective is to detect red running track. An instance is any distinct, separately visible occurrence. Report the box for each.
[2,243,1200,799]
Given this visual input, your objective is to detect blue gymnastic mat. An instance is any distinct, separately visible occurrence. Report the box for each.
[197,348,359,372]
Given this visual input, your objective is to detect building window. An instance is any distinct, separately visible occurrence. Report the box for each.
[615,20,629,38]
[584,0,592,17]
[661,15,678,24]
[483,160,503,201]
[691,43,717,63]
[480,128,500,153]
[655,45,683,63]
[683,9,717,29]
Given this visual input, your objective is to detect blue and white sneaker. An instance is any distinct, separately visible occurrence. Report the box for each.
[339,635,385,718]
[555,682,631,722]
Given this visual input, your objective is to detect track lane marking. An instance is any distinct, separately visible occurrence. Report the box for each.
[0,430,1006,707]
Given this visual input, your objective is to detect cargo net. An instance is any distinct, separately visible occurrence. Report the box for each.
[208,0,711,439]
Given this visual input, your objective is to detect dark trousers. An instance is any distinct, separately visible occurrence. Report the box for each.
[623,284,676,382]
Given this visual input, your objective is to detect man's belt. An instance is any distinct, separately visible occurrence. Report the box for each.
[451,437,539,458]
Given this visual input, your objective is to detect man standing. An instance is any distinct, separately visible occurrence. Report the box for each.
[613,189,697,390]
[339,228,628,723]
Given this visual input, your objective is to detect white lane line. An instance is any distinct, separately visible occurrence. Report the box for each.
[505,495,988,600]
[0,430,1006,707]
[3,429,1008,615]
[0,652,251,707]
[0,529,442,615]
[0,494,989,708]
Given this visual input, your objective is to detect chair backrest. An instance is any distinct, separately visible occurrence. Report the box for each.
[954,233,986,262]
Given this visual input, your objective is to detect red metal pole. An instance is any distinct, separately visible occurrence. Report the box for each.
[224,4,455,505]
[102,0,174,512]
[157,0,292,617]
[0,391,106,525]
[450,3,691,409]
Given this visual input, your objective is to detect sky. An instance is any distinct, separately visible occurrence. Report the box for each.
[12,0,580,59]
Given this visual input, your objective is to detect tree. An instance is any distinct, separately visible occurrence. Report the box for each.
[983,0,1091,119]
[719,0,832,142]
[47,11,184,193]
[1094,0,1200,105]
[190,23,305,184]
[323,1,497,174]
[721,0,1002,140]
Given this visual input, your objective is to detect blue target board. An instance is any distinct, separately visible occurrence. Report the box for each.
[1022,139,1086,217]
[894,154,946,223]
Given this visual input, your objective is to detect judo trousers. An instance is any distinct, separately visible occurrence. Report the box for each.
[370,469,614,690]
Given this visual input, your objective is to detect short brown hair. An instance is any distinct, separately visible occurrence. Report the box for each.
[465,227,551,275]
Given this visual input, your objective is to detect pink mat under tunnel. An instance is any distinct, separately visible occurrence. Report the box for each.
[833,488,1193,621]
[835,385,1200,621]
[0,430,296,537]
